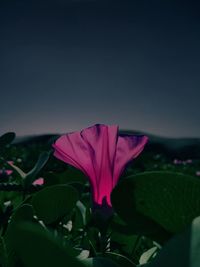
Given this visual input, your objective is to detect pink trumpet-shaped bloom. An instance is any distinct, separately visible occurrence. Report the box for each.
[53,124,148,208]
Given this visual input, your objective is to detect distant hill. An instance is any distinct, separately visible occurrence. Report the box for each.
[14,134,58,145]
[120,130,200,159]
[14,130,200,159]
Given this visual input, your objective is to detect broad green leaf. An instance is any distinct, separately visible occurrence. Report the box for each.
[43,172,60,186]
[112,171,200,235]
[0,237,8,267]
[104,252,136,267]
[59,167,87,184]
[5,204,35,267]
[9,204,34,226]
[111,194,170,244]
[31,184,79,225]
[11,222,84,267]
[144,216,200,267]
[110,229,139,256]
[82,257,120,267]
[110,216,155,263]
[45,168,87,187]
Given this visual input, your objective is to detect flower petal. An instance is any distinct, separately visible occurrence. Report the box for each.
[53,124,148,208]
[113,135,148,185]
[80,124,118,205]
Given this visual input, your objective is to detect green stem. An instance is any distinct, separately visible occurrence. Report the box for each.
[100,228,110,253]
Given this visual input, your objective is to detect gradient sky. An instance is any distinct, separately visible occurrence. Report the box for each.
[0,0,200,137]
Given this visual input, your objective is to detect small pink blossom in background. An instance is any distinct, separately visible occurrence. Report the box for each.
[2,161,14,175]
[173,159,193,165]
[7,161,14,165]
[32,178,44,185]
[196,171,200,177]
[53,124,148,209]
[0,169,13,176]
[0,161,14,176]
[173,159,182,165]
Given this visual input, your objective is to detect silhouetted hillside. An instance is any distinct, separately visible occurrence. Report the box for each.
[14,130,200,159]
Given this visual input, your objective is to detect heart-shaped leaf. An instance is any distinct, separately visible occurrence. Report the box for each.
[5,204,35,267]
[104,252,136,267]
[11,222,84,267]
[32,184,79,225]
[0,237,8,267]
[144,216,200,267]
[112,171,200,237]
[82,257,120,267]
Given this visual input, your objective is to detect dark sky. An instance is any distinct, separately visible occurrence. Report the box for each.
[0,0,200,137]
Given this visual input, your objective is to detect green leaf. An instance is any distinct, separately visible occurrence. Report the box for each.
[104,252,136,267]
[9,204,34,226]
[82,257,120,267]
[31,184,79,225]
[145,216,200,267]
[11,222,84,267]
[24,151,50,187]
[0,132,15,148]
[112,171,200,236]
[5,204,35,243]
[110,229,139,255]
[43,172,60,186]
[5,204,35,267]
[59,167,87,184]
[44,168,87,194]
[0,237,8,267]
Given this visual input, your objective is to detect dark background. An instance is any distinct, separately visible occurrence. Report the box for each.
[0,0,200,137]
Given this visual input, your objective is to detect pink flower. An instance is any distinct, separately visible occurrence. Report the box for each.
[53,124,148,208]
[32,178,44,185]
[0,169,13,176]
